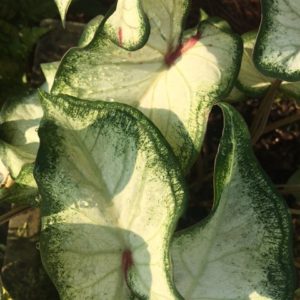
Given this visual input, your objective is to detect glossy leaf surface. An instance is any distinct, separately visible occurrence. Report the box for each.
[237,31,300,99]
[35,92,186,299]
[172,103,294,300]
[52,18,242,171]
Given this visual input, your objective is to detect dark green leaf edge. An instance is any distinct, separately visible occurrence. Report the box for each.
[173,102,295,299]
[253,0,300,82]
[237,31,300,99]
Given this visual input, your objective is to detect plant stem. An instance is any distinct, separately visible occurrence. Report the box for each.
[0,205,31,226]
[264,112,300,134]
[250,79,282,144]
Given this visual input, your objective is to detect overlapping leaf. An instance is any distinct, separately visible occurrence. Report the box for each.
[52,15,242,171]
[0,89,43,179]
[0,89,42,203]
[172,102,294,300]
[35,91,186,299]
[237,31,300,99]
[253,0,300,81]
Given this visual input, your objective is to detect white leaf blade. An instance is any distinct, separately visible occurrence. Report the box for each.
[52,18,242,171]
[104,0,150,50]
[172,103,294,300]
[141,0,189,54]
[253,0,300,81]
[35,92,186,299]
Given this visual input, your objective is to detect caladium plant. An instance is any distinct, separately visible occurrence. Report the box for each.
[33,91,294,299]
[172,102,294,300]
[0,0,297,299]
[51,9,242,172]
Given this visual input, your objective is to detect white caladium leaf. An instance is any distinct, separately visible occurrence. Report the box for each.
[52,18,242,171]
[0,89,43,178]
[103,0,149,50]
[0,163,38,205]
[172,102,294,300]
[253,0,300,81]
[54,0,72,25]
[237,31,300,99]
[35,91,186,300]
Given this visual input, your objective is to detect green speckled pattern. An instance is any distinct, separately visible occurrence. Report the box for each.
[237,31,300,100]
[52,17,242,172]
[172,103,294,300]
[35,91,187,300]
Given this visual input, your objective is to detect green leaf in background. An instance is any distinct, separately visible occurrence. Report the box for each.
[103,0,150,50]
[253,0,300,81]
[52,14,242,172]
[172,102,294,300]
[34,91,186,299]
[0,89,43,178]
[237,31,300,99]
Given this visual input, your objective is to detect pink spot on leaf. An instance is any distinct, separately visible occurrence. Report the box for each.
[122,249,133,284]
[118,27,123,46]
[165,32,201,67]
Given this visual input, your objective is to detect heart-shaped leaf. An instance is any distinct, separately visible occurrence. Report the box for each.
[52,17,242,171]
[237,31,300,99]
[35,91,186,299]
[253,0,300,81]
[172,102,294,300]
